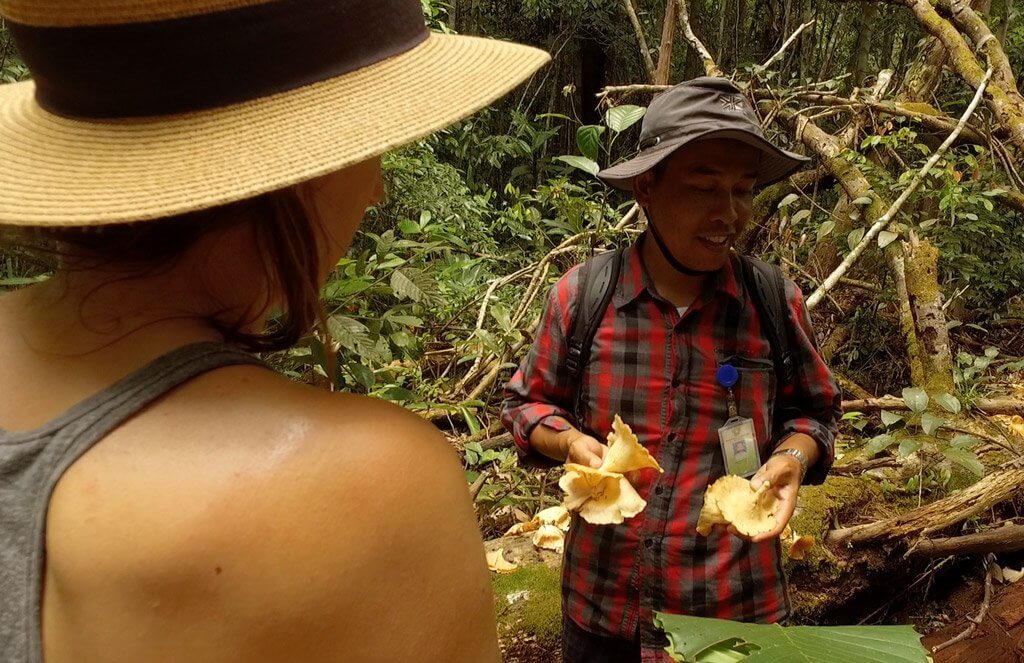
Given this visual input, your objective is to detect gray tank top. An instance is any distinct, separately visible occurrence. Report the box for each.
[0,342,267,662]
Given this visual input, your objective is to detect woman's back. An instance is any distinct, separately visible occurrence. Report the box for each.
[0,292,501,662]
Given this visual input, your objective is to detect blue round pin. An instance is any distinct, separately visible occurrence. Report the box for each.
[716,364,739,389]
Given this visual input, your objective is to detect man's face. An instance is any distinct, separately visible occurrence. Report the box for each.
[634,138,760,272]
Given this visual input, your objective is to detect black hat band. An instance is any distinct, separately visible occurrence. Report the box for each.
[7,0,429,119]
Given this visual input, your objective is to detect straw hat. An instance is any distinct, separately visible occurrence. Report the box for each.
[0,0,549,227]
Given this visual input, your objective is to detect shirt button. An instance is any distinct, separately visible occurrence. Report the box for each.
[644,538,654,549]
[655,486,664,496]
[671,376,682,388]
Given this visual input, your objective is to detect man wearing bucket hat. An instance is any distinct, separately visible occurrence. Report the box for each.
[503,77,841,662]
[0,1,548,661]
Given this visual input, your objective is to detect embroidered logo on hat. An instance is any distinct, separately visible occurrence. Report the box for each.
[719,94,745,113]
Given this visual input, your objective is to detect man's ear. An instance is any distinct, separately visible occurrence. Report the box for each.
[633,170,655,206]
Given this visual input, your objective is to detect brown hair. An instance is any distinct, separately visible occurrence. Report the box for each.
[2,186,325,353]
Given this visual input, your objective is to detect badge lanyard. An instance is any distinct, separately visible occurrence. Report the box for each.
[715,364,761,477]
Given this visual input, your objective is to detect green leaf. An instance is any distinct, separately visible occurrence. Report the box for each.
[791,209,812,224]
[880,410,905,428]
[816,220,836,240]
[459,406,482,436]
[950,434,981,449]
[778,193,800,209]
[605,104,646,133]
[847,227,866,251]
[942,447,985,477]
[934,393,961,414]
[898,438,923,457]
[878,230,899,248]
[921,412,946,436]
[920,218,939,229]
[555,155,601,176]
[985,346,999,359]
[852,195,873,206]
[348,362,376,390]
[576,125,605,162]
[656,613,930,663]
[902,387,929,413]
[391,269,424,302]
[865,434,896,456]
[386,314,424,328]
[397,219,420,235]
[379,386,417,403]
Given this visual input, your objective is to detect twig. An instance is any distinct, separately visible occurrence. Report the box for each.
[675,0,724,78]
[930,555,997,653]
[806,68,994,310]
[469,468,492,501]
[756,20,816,74]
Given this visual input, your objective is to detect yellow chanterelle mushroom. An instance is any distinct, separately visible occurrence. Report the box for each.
[559,415,664,525]
[696,475,779,537]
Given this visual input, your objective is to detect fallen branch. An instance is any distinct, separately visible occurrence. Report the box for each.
[908,524,1024,557]
[826,468,1024,545]
[806,68,993,310]
[842,395,1024,416]
[756,20,815,75]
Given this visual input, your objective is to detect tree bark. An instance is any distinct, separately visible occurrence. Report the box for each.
[908,524,1024,557]
[655,0,678,85]
[903,233,955,393]
[850,3,878,87]
[842,396,1024,415]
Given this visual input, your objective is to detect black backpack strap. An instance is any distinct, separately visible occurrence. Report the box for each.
[566,248,625,422]
[738,255,795,385]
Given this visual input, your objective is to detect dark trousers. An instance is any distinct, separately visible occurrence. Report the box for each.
[562,616,641,663]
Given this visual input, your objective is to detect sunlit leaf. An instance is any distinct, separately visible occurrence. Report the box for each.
[880,410,905,428]
[555,155,601,176]
[878,230,899,248]
[950,434,980,449]
[921,413,946,436]
[865,434,896,456]
[847,227,866,251]
[778,193,800,209]
[934,393,961,414]
[391,269,424,302]
[791,209,812,224]
[852,196,873,206]
[898,438,923,457]
[656,613,929,663]
[605,104,647,133]
[942,447,985,477]
[902,387,929,413]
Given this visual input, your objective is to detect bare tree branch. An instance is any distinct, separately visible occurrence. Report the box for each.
[620,0,657,82]
[806,69,993,310]
[757,20,816,74]
[655,0,678,85]
[675,0,724,77]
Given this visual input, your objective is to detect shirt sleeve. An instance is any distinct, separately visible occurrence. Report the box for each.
[774,280,842,485]
[500,267,582,468]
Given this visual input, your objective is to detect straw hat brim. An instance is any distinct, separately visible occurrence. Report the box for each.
[0,33,549,227]
[597,128,810,192]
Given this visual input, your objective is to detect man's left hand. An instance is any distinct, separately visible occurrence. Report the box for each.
[728,454,802,543]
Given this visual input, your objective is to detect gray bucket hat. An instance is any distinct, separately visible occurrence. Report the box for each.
[598,77,809,191]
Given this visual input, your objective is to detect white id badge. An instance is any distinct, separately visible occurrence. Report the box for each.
[718,417,761,477]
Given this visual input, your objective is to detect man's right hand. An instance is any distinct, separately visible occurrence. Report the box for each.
[563,430,607,469]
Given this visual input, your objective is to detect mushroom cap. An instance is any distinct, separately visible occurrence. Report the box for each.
[532,524,565,553]
[559,464,648,525]
[696,475,779,537]
[536,505,571,531]
[601,415,664,474]
[486,548,518,573]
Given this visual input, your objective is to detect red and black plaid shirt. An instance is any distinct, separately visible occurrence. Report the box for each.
[502,240,841,660]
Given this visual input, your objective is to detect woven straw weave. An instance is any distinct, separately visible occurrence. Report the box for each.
[0,32,549,226]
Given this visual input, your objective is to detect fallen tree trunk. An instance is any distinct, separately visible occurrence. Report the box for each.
[908,524,1024,557]
[843,396,1024,416]
[827,468,1024,545]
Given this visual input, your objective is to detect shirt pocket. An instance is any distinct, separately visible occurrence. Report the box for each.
[717,352,777,451]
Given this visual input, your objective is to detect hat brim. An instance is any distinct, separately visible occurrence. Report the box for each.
[597,128,810,192]
[0,33,549,226]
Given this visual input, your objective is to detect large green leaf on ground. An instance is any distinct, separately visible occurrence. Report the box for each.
[654,613,929,663]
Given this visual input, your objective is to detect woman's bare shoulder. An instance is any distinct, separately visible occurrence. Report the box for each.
[46,366,500,662]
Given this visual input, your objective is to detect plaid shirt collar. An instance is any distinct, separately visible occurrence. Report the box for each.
[612,233,746,311]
